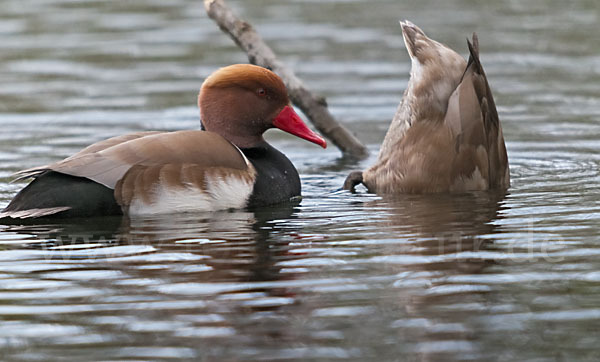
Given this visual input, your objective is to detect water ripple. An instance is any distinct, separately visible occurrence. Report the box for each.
[1,0,599,361]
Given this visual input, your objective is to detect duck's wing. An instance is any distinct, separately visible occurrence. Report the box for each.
[43,128,249,178]
[3,131,256,218]
[12,131,163,182]
[465,34,509,189]
[108,131,255,213]
[445,33,509,190]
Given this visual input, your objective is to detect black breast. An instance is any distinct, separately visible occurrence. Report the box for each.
[241,142,301,208]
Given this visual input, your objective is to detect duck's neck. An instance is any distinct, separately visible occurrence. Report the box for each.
[200,119,266,149]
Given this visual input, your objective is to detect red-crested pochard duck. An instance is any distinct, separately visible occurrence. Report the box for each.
[1,64,326,219]
[344,21,509,194]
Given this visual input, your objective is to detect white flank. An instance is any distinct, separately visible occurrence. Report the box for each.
[205,173,254,210]
[128,174,254,216]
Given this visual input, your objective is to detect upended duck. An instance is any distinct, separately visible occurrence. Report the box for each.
[1,64,326,219]
[344,21,509,194]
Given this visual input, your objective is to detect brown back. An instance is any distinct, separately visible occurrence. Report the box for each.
[46,130,249,189]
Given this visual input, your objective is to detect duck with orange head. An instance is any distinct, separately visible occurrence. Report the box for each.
[2,64,326,220]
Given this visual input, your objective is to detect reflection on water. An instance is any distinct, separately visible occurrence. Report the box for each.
[1,193,509,361]
[1,0,600,360]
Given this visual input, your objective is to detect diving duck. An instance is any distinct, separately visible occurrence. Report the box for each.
[1,64,326,219]
[344,21,509,193]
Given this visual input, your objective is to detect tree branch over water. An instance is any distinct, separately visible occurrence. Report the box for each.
[204,0,369,159]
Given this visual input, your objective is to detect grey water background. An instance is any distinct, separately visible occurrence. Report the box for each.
[1,0,599,360]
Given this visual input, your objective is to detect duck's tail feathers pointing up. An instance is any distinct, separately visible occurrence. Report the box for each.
[399,20,427,59]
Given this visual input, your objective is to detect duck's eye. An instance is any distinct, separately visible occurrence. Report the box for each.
[257,88,267,97]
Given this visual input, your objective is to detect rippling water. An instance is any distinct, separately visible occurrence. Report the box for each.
[1,0,599,360]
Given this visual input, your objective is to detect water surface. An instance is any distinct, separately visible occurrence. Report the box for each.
[1,0,599,360]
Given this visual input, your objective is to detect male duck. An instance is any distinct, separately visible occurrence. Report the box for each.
[1,64,326,219]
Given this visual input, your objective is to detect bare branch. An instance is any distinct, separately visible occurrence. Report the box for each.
[204,0,368,159]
